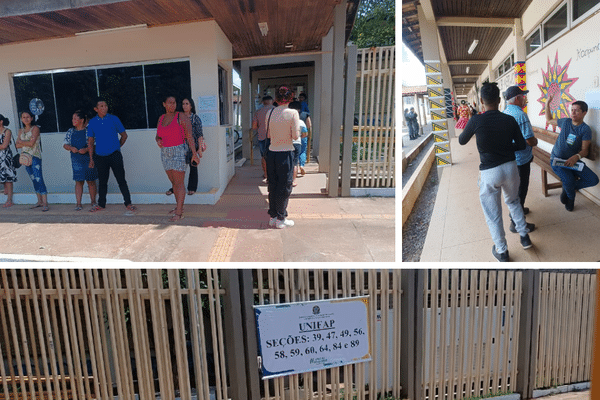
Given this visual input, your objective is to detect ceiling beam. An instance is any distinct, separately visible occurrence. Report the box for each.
[447,60,490,65]
[420,0,435,21]
[436,17,514,28]
[452,75,480,78]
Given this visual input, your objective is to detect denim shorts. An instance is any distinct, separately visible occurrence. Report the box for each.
[161,144,187,172]
[258,139,270,158]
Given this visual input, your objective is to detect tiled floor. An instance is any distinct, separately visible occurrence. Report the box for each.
[420,136,600,262]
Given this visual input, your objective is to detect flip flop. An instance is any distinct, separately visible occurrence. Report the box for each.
[165,188,174,196]
[42,206,49,212]
[126,204,137,212]
[30,204,43,209]
[75,205,83,211]
[169,213,184,222]
[90,205,105,212]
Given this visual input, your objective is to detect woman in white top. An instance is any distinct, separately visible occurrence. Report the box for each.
[265,86,301,229]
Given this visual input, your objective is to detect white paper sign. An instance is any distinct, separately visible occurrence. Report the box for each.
[254,296,371,379]
[198,112,218,127]
[197,95,218,111]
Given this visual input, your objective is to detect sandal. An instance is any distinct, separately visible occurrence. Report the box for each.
[42,206,49,212]
[187,191,195,195]
[165,188,174,196]
[300,167,306,176]
[30,204,43,209]
[90,204,105,212]
[168,207,184,214]
[75,205,83,211]
[126,204,137,212]
[169,213,184,222]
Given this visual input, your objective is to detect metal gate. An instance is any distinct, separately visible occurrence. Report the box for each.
[423,270,523,400]
[252,269,401,400]
[0,269,229,400]
[349,46,396,189]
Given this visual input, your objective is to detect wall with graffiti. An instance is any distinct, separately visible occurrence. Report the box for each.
[526,11,600,201]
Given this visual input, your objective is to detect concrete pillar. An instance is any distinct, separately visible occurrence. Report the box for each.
[341,43,357,197]
[418,4,452,166]
[241,62,252,161]
[400,270,425,400]
[318,29,333,172]
[516,270,541,400]
[326,0,346,196]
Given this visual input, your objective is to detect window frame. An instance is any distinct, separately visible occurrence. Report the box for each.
[525,26,543,58]
[12,58,191,133]
[571,0,600,27]
[542,1,570,47]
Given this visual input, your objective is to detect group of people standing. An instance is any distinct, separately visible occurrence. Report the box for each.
[0,96,206,222]
[459,83,598,262]
[403,107,420,140]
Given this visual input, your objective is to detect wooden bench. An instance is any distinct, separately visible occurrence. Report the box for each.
[531,126,597,197]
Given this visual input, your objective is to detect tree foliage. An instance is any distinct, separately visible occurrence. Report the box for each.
[350,0,395,48]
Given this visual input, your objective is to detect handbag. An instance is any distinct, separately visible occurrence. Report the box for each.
[19,152,32,167]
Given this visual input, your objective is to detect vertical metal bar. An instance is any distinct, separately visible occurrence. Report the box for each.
[447,271,459,400]
[341,44,358,196]
[20,270,42,399]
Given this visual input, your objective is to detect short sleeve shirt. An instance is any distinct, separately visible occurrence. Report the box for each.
[550,118,592,160]
[87,114,125,156]
[253,105,275,141]
[503,104,535,165]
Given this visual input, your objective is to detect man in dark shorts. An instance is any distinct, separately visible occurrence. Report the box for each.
[458,83,534,262]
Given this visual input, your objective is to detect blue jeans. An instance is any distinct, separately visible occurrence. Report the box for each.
[551,162,599,199]
[25,156,48,195]
[299,137,308,166]
[478,161,529,253]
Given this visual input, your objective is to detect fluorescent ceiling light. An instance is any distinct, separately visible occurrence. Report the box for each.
[467,39,479,54]
[466,66,470,73]
[76,24,147,36]
[258,22,268,36]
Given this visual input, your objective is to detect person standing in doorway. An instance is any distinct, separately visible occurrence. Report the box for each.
[458,83,534,262]
[265,86,300,229]
[87,98,137,214]
[252,96,275,182]
[503,86,538,226]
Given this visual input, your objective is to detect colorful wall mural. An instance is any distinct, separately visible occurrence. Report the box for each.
[536,52,579,125]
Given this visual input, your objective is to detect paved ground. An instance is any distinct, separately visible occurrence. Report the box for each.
[419,136,600,262]
[0,162,395,262]
[536,390,590,399]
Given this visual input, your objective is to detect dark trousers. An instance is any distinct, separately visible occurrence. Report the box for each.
[266,150,294,220]
[517,160,531,208]
[95,150,132,208]
[187,164,198,192]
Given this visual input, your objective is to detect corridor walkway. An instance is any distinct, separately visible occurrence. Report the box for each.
[420,137,600,262]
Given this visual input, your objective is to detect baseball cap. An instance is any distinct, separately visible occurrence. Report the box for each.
[504,86,529,101]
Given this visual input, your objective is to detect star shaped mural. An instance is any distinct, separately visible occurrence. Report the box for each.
[537,51,578,119]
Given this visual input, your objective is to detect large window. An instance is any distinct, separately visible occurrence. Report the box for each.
[13,60,191,133]
[543,3,568,43]
[526,28,542,56]
[218,65,230,126]
[573,0,600,21]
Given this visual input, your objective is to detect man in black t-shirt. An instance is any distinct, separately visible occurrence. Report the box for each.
[458,83,534,262]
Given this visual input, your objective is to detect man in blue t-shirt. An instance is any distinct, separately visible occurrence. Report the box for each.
[503,86,538,232]
[87,98,136,213]
[546,94,599,211]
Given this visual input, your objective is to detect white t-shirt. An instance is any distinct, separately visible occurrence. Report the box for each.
[265,105,300,151]
[293,120,307,145]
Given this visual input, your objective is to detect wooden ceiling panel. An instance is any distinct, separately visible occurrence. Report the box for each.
[439,26,512,61]
[433,0,533,18]
[449,64,486,76]
[0,0,352,58]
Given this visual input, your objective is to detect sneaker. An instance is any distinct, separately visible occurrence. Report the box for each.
[275,219,294,229]
[268,217,277,227]
[560,189,568,205]
[509,221,535,234]
[492,245,509,262]
[520,234,533,250]
[566,196,575,211]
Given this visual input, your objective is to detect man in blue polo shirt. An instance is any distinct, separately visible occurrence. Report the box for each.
[503,85,537,232]
[87,98,136,213]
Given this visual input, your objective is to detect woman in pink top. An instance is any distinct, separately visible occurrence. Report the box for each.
[265,86,301,229]
[155,95,199,222]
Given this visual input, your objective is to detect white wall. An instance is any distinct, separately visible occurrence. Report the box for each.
[525,12,600,203]
[0,20,233,204]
